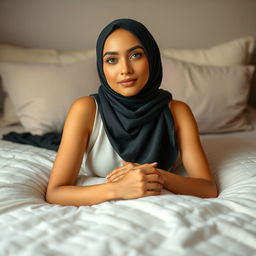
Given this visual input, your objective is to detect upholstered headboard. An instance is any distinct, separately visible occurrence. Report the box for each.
[0,0,256,111]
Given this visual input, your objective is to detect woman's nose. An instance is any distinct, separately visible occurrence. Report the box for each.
[120,59,133,75]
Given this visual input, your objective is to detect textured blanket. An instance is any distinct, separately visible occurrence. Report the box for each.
[0,130,256,255]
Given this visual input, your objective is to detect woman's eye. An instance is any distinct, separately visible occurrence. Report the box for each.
[105,57,117,64]
[130,52,142,59]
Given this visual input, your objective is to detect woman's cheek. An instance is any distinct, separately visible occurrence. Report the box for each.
[138,60,149,82]
[103,66,117,85]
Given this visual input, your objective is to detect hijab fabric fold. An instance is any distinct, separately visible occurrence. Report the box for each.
[91,18,178,171]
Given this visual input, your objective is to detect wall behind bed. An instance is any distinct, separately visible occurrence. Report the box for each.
[0,0,255,50]
[0,0,256,110]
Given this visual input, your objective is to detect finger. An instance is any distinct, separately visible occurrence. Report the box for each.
[106,166,123,179]
[106,165,132,179]
[121,160,139,167]
[154,169,165,185]
[122,160,157,167]
[108,173,126,182]
[121,160,130,166]
[136,162,158,168]
[109,166,157,182]
[146,182,163,191]
[145,174,164,185]
[143,190,161,197]
[121,160,138,165]
[111,176,124,183]
[108,163,158,180]
[132,167,157,176]
[148,162,158,168]
[135,163,157,170]
[108,164,135,180]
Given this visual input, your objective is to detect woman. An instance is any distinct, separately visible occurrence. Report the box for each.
[46,18,218,206]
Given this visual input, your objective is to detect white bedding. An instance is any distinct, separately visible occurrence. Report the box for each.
[0,124,256,255]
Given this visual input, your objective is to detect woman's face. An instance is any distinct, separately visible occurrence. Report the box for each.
[103,28,149,97]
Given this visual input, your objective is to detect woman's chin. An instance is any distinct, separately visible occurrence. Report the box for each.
[114,84,145,97]
[117,88,142,97]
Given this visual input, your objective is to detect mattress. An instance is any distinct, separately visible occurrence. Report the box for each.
[0,110,256,255]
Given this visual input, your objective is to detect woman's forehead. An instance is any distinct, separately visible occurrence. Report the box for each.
[103,28,142,52]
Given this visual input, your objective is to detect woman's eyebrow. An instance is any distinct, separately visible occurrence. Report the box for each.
[103,45,144,57]
[128,45,144,53]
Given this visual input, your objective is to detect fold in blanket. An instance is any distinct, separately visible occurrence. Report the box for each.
[2,132,62,151]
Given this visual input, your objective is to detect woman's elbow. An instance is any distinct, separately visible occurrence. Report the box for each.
[45,186,58,204]
[204,182,218,198]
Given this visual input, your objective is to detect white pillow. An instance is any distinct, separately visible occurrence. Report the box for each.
[0,57,100,135]
[0,44,95,126]
[162,36,255,66]
[161,56,255,133]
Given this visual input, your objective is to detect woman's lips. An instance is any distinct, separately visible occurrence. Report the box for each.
[118,78,137,87]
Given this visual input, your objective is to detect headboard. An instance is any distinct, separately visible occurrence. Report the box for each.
[0,0,256,110]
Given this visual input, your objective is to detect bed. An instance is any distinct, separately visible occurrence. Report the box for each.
[1,1,256,255]
[0,112,256,255]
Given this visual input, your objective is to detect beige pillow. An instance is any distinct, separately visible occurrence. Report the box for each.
[0,57,100,135]
[162,36,255,66]
[0,44,95,126]
[161,56,255,133]
[0,36,255,129]
[0,96,19,126]
[0,43,94,64]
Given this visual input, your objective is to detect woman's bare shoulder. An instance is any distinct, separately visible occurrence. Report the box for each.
[64,96,97,134]
[70,96,96,111]
[69,96,96,117]
[169,100,191,112]
[168,100,196,131]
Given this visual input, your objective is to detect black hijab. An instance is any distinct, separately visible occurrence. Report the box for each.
[91,18,178,171]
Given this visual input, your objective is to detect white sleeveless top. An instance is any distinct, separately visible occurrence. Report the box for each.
[82,100,122,177]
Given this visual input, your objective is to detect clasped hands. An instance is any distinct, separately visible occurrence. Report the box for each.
[106,160,165,199]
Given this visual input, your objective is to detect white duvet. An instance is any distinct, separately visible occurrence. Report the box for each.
[0,130,256,256]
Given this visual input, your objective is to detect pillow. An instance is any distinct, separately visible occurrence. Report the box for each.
[161,56,255,133]
[0,43,94,64]
[162,36,255,66]
[0,43,95,126]
[0,95,19,126]
[0,96,19,126]
[0,57,100,135]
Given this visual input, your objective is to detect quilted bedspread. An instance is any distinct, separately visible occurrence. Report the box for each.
[0,130,256,256]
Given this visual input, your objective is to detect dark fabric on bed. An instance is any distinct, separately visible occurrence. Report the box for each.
[2,131,61,151]
[91,18,178,171]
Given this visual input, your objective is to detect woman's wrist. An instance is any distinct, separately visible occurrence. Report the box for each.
[106,181,121,200]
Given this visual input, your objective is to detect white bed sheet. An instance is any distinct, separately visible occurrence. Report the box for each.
[0,111,256,255]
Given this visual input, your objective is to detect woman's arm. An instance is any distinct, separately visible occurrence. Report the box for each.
[156,170,217,198]
[46,96,113,206]
[46,97,162,206]
[162,100,218,198]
